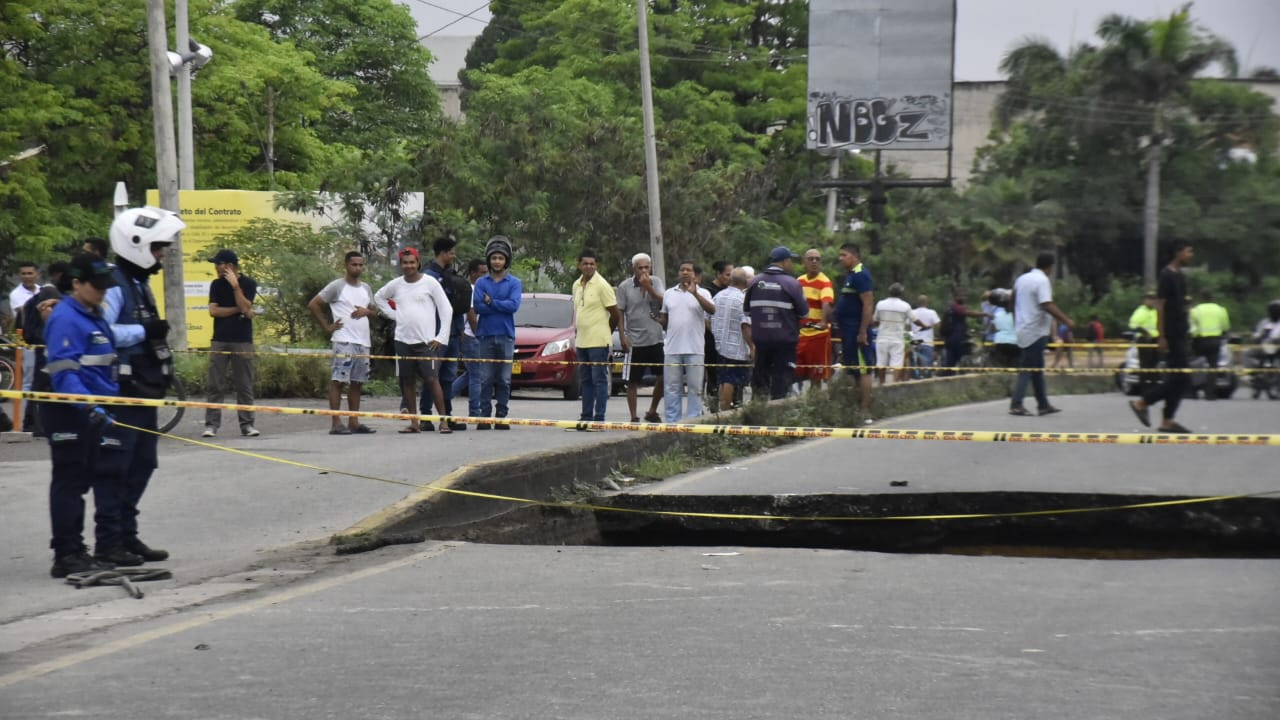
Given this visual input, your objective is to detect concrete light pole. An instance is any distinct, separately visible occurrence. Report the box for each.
[145,0,187,348]
[636,0,665,281]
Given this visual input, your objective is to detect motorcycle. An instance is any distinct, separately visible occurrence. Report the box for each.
[1245,341,1280,400]
[1114,331,1237,399]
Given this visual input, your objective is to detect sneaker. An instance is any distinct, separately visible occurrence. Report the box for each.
[1037,406,1062,416]
[241,426,261,437]
[51,551,114,579]
[418,420,435,432]
[123,538,169,562]
[862,417,875,426]
[93,547,144,567]
[201,427,216,438]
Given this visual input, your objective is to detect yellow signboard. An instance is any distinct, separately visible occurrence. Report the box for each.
[145,190,319,348]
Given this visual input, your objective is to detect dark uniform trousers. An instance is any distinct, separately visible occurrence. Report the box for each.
[93,404,159,549]
[45,403,134,556]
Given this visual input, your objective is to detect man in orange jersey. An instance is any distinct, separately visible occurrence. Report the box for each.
[795,248,835,391]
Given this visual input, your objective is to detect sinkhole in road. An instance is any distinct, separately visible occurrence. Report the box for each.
[410,492,1280,560]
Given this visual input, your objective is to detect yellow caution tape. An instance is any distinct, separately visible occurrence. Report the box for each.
[102,417,1279,523]
[5,388,1280,446]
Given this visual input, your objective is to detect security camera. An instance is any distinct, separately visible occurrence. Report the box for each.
[167,39,213,76]
[188,39,213,70]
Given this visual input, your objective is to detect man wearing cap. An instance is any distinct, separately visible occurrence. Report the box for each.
[203,249,259,437]
[470,237,522,429]
[1128,290,1161,392]
[744,246,808,400]
[41,253,128,578]
[376,247,454,434]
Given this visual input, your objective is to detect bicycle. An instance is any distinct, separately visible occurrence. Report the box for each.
[157,374,187,434]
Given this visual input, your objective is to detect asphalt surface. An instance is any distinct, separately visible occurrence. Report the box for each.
[2,390,1278,718]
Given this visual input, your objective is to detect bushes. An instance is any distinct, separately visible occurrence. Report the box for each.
[175,350,337,398]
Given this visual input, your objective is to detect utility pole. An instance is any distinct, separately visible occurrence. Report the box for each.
[146,0,188,349]
[636,0,665,281]
[1142,106,1164,291]
[824,155,839,232]
[176,0,195,190]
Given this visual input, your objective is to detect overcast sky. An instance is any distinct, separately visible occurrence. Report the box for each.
[401,0,1280,81]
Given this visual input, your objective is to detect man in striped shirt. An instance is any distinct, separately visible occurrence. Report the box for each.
[796,248,835,390]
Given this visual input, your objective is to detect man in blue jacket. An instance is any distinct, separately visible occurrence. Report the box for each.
[469,236,522,429]
[42,253,128,578]
[744,246,809,399]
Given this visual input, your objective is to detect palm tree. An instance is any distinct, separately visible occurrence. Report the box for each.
[1094,5,1237,287]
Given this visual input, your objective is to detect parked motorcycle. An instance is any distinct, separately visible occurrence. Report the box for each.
[1244,341,1280,400]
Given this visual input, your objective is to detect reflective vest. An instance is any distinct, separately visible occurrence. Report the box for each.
[1189,302,1229,338]
[1128,305,1159,338]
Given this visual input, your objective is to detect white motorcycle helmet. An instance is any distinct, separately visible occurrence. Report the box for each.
[109,206,186,270]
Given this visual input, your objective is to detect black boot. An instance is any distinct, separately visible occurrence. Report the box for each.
[51,551,114,579]
[94,547,145,567]
[123,538,170,562]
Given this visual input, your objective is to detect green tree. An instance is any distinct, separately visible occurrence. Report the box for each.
[232,0,442,150]
[213,218,344,344]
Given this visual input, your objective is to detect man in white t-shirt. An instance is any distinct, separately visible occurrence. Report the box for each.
[1010,252,1074,416]
[872,282,922,383]
[9,261,40,404]
[659,260,715,422]
[309,251,378,435]
[910,294,941,377]
[374,248,453,434]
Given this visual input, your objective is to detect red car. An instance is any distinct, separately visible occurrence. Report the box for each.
[512,293,581,399]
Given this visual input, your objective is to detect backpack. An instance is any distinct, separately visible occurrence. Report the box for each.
[936,306,953,339]
[426,265,473,318]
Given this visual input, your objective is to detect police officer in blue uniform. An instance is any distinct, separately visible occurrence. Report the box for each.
[93,206,186,566]
[43,253,126,578]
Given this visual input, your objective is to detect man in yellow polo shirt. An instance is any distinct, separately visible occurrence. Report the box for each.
[1189,289,1230,370]
[572,249,621,426]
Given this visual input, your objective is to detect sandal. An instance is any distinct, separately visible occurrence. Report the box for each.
[329,426,352,435]
[1128,400,1150,427]
[438,423,453,435]
[351,424,376,434]
[398,426,420,434]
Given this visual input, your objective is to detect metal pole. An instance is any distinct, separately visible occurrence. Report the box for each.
[175,0,195,190]
[636,0,665,281]
[825,156,839,231]
[146,0,188,349]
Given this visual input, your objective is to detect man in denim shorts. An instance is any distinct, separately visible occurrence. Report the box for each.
[309,251,378,435]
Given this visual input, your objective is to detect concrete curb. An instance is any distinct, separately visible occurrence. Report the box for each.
[334,373,1115,544]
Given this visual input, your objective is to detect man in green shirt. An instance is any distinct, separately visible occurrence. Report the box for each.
[1128,291,1160,391]
[1189,289,1230,370]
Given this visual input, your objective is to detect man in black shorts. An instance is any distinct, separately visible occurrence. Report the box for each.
[615,252,666,422]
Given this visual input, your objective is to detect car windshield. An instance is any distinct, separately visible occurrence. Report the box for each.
[515,297,573,329]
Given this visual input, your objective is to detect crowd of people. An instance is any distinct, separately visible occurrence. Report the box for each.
[10,221,1280,580]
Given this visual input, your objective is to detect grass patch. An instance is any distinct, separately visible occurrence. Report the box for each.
[611,373,1114,484]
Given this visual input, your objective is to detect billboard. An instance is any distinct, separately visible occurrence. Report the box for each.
[145,190,321,348]
[806,0,955,152]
